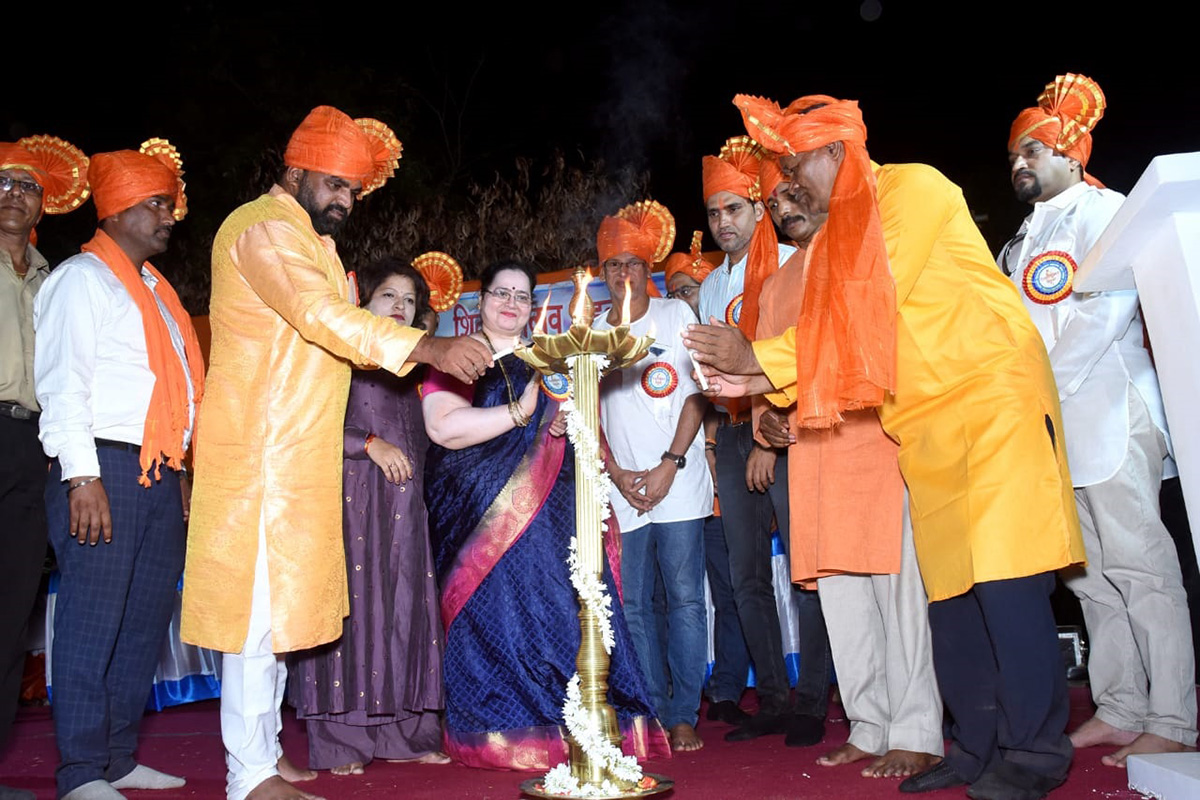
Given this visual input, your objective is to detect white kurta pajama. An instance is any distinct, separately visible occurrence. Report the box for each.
[1000,180,1196,745]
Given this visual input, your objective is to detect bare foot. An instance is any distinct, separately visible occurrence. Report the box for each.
[386,752,452,765]
[862,750,940,778]
[277,755,317,783]
[246,775,324,800]
[1069,716,1140,749]
[1101,732,1195,767]
[669,723,704,752]
[329,762,364,776]
[817,743,873,767]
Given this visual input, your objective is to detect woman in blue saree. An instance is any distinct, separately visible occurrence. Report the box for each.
[422,261,668,770]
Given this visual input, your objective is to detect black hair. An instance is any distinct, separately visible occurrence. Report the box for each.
[478,259,537,294]
[357,256,432,326]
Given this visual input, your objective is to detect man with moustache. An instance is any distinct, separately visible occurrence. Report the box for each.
[596,202,712,751]
[0,136,89,800]
[183,106,492,800]
[686,94,1085,800]
[697,136,833,748]
[1000,74,1195,767]
[36,142,204,800]
[756,152,943,779]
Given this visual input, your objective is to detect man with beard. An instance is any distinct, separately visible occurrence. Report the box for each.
[182,106,492,800]
[36,143,204,800]
[697,137,832,748]
[1,135,88,800]
[686,94,1085,800]
[755,145,943,780]
[1000,74,1195,767]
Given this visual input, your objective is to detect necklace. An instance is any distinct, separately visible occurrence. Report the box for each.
[481,331,530,428]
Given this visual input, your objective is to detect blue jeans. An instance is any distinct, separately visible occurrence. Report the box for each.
[621,518,707,728]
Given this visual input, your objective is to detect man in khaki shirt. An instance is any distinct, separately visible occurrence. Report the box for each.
[0,136,88,800]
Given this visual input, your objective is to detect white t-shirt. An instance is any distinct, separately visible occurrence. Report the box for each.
[596,297,713,531]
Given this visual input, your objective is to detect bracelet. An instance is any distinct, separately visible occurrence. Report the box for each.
[704,442,716,451]
[364,434,377,454]
[508,401,530,428]
[68,477,100,493]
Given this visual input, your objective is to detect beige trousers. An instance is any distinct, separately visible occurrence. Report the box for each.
[817,493,943,756]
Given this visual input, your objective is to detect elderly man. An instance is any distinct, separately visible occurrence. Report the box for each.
[0,136,88,800]
[1000,74,1195,767]
[754,145,943,780]
[596,202,712,751]
[183,106,491,800]
[36,142,203,800]
[698,136,832,748]
[685,95,1085,800]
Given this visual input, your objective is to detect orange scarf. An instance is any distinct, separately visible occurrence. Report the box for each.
[736,95,896,428]
[80,230,206,485]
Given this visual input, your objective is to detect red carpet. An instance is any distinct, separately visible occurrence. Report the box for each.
[0,689,1146,799]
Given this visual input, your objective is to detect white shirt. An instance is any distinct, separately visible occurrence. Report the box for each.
[697,242,797,415]
[999,181,1173,486]
[597,297,713,531]
[34,252,195,480]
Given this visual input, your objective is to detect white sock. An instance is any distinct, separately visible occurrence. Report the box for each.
[61,780,126,800]
[109,764,186,790]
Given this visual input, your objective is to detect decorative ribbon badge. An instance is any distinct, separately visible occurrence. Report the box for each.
[724,293,743,326]
[640,362,679,398]
[541,372,571,401]
[1023,250,1077,305]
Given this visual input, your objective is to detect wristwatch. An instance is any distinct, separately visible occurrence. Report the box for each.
[661,451,686,469]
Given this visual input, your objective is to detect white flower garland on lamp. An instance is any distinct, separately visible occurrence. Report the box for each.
[541,353,644,796]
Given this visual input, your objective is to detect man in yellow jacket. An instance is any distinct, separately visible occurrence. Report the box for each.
[183,106,492,800]
[685,95,1085,800]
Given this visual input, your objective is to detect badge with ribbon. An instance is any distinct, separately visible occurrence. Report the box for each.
[640,362,679,398]
[540,372,571,401]
[724,293,743,325]
[1022,250,1076,305]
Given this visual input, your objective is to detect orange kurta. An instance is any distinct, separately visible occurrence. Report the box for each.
[182,186,425,653]
[754,164,1085,602]
[754,247,903,587]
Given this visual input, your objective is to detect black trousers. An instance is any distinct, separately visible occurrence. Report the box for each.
[0,414,48,748]
[928,572,1073,784]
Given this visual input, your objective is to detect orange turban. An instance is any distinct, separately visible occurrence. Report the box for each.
[597,200,675,265]
[1009,73,1105,187]
[734,93,896,429]
[89,139,188,221]
[701,135,778,339]
[284,106,403,197]
[0,136,90,215]
[759,157,785,201]
[664,231,715,284]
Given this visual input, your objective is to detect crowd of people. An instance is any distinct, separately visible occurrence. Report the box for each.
[0,70,1194,800]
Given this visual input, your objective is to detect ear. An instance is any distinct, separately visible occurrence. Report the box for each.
[283,166,305,191]
[1067,158,1082,175]
[827,141,845,162]
[752,199,766,223]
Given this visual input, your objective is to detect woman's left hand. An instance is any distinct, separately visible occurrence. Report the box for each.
[549,409,568,438]
[367,438,414,484]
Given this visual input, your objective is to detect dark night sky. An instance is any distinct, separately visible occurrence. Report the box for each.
[8,1,1198,289]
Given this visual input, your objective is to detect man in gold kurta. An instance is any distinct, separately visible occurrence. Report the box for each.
[183,106,492,800]
[685,96,1085,800]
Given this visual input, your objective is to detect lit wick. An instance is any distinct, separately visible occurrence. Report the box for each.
[533,291,551,336]
[620,277,632,326]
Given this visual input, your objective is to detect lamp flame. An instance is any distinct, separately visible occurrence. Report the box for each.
[534,291,551,335]
[621,278,632,326]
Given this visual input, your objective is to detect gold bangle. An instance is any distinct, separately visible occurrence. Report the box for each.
[508,401,530,428]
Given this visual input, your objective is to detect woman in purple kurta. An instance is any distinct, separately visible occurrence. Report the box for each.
[288,260,445,774]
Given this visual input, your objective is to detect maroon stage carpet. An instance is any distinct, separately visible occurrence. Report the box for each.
[0,688,1149,799]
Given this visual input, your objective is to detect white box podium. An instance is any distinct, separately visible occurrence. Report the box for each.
[1077,152,1200,541]
[1076,152,1200,799]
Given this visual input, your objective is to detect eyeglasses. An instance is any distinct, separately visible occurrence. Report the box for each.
[485,287,533,305]
[666,285,698,301]
[603,258,647,274]
[0,176,43,196]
